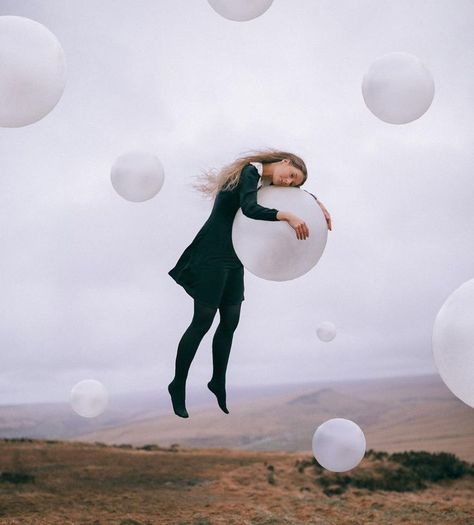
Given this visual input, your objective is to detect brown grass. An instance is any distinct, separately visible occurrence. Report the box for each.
[0,439,473,525]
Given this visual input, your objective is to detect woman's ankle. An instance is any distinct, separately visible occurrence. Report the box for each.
[209,378,225,389]
[169,378,186,388]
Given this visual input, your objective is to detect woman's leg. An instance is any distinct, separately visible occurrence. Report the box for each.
[168,300,217,417]
[208,303,242,414]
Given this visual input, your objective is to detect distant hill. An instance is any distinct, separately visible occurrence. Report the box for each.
[1,374,472,462]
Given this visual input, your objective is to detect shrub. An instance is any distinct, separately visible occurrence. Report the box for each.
[266,464,275,485]
[0,471,35,484]
[389,451,474,482]
[138,444,162,451]
[365,449,389,461]
[353,466,426,492]
[312,449,473,495]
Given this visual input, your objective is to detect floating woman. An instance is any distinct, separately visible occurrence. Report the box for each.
[168,149,332,417]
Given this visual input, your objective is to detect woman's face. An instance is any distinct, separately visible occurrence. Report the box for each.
[271,159,305,187]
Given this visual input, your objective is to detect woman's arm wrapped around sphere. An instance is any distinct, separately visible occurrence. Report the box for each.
[304,190,332,231]
[239,165,309,240]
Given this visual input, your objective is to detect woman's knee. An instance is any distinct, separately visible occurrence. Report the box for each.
[218,305,241,333]
[191,302,218,334]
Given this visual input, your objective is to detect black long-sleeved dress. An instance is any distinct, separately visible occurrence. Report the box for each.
[168,163,279,306]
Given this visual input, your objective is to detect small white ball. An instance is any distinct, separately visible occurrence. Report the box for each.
[312,418,366,472]
[70,379,108,418]
[207,0,274,21]
[0,16,67,127]
[111,151,165,202]
[362,52,434,124]
[317,321,337,342]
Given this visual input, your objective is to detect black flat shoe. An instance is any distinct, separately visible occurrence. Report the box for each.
[207,380,229,414]
[168,381,189,418]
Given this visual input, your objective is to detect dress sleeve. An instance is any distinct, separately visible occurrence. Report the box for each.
[239,164,279,221]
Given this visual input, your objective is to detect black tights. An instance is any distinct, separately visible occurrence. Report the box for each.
[170,300,241,414]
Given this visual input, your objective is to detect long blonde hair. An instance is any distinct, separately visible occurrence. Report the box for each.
[192,149,308,199]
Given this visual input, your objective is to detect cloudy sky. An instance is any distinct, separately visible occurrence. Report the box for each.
[0,0,473,405]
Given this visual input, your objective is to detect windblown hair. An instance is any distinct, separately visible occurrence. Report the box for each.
[192,149,308,199]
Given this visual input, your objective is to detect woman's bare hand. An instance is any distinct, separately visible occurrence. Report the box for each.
[286,213,310,240]
[316,200,332,231]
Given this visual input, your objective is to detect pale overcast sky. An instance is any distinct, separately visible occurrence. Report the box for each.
[0,0,473,404]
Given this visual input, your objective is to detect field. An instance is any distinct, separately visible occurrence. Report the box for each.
[0,439,473,525]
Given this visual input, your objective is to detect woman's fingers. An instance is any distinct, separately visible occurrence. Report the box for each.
[325,212,332,231]
[296,222,309,240]
[317,200,333,231]
[323,208,332,231]
[288,216,309,240]
[294,225,302,240]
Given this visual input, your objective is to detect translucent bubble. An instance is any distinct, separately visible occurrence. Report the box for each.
[312,418,366,472]
[317,321,337,342]
[0,16,67,127]
[111,151,165,202]
[232,187,328,281]
[70,379,108,418]
[207,0,274,21]
[362,52,435,124]
[432,279,474,407]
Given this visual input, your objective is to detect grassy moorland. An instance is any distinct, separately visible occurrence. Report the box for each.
[0,438,473,525]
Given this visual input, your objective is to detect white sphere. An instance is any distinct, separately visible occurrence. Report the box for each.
[232,187,328,281]
[111,151,165,202]
[317,321,337,342]
[0,16,67,127]
[312,418,366,472]
[362,52,435,124]
[432,279,474,407]
[70,379,108,418]
[208,0,274,21]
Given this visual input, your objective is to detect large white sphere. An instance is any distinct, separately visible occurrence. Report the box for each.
[0,16,67,127]
[232,187,327,281]
[317,321,337,342]
[111,151,165,202]
[312,418,366,472]
[70,379,108,418]
[362,52,434,124]
[208,0,274,21]
[432,279,474,407]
